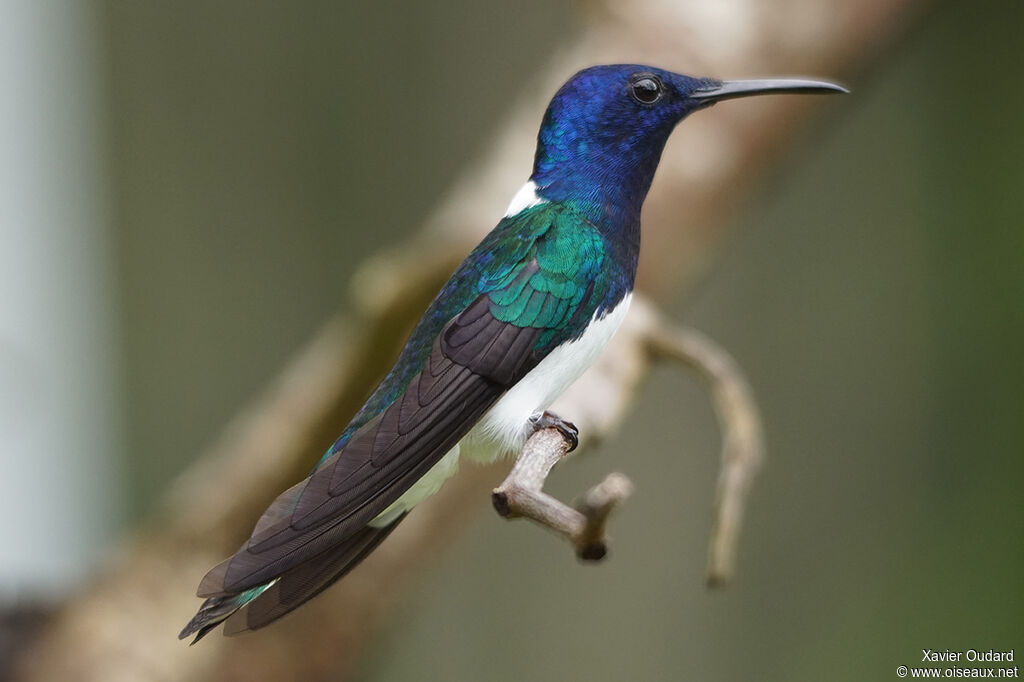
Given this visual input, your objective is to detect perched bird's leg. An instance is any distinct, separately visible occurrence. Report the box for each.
[491,427,633,561]
[529,410,579,452]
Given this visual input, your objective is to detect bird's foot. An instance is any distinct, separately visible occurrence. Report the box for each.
[529,411,579,452]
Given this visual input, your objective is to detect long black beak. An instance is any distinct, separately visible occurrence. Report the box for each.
[692,78,848,103]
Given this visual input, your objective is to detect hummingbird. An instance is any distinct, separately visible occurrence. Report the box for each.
[181,64,845,642]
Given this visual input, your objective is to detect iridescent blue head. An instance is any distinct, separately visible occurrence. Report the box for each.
[531,64,845,226]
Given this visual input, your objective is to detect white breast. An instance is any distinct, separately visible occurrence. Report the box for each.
[463,293,632,460]
[371,294,632,524]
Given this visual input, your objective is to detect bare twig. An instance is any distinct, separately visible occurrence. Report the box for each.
[489,309,762,583]
[646,320,765,587]
[491,428,634,561]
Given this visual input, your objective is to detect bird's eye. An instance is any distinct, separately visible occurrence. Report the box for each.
[630,75,663,104]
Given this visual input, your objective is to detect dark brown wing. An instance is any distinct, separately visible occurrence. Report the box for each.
[197,294,545,597]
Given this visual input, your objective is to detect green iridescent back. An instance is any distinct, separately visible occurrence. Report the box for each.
[319,201,628,465]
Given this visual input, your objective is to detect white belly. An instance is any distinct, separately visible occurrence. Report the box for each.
[370,292,632,525]
[464,292,633,460]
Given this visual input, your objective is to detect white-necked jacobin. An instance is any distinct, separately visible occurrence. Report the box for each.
[181,64,845,641]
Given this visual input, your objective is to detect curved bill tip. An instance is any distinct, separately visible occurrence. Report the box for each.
[692,78,849,102]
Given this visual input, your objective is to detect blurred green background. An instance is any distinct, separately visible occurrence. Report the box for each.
[2,0,1021,680]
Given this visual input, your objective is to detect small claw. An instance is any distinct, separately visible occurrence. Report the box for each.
[530,411,579,452]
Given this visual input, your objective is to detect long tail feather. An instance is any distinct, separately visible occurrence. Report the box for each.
[223,513,405,635]
[178,583,275,644]
[180,514,405,641]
